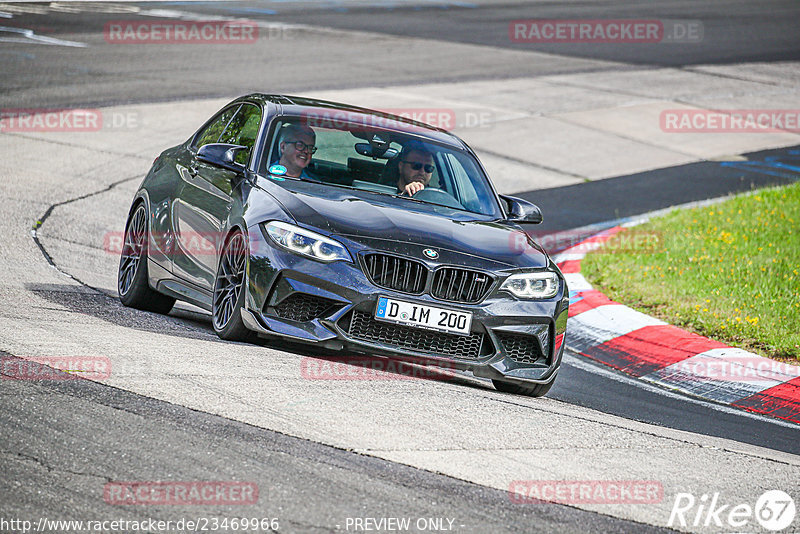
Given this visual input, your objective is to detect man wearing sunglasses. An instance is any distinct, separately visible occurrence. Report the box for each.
[396,141,436,196]
[275,123,318,179]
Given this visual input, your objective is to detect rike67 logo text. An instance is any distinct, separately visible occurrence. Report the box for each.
[669,490,795,531]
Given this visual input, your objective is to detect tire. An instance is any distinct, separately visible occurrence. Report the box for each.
[212,230,256,342]
[492,373,557,397]
[118,203,176,314]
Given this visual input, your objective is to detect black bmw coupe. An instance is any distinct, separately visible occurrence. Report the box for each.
[118,94,568,396]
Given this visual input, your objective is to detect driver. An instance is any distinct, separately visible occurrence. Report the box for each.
[273,123,318,179]
[396,141,435,196]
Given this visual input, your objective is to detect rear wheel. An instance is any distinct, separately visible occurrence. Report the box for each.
[492,373,557,397]
[212,230,256,342]
[118,203,175,314]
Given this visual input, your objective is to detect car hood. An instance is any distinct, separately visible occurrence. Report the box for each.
[255,178,549,270]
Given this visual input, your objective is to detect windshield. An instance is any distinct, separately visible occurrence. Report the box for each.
[259,117,502,217]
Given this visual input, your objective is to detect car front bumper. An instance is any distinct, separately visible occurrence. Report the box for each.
[244,226,568,384]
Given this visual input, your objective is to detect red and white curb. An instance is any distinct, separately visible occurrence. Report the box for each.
[555,226,800,425]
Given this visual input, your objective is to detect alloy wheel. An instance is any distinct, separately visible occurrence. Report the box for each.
[213,232,247,331]
[118,205,147,297]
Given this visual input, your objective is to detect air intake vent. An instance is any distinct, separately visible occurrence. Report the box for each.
[346,310,487,359]
[273,293,339,322]
[431,268,493,303]
[363,253,427,295]
[497,332,549,365]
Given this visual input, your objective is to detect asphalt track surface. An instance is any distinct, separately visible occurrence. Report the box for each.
[1,1,800,532]
[3,0,800,107]
[2,353,665,534]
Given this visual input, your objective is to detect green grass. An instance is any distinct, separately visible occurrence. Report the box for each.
[581,183,800,362]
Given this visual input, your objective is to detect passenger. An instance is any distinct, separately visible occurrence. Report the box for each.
[395,141,436,196]
[274,123,318,179]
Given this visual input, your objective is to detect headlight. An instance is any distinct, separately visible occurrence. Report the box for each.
[500,271,559,299]
[264,221,352,263]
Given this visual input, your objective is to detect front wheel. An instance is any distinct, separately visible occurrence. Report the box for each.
[492,373,557,397]
[212,230,256,342]
[118,203,175,314]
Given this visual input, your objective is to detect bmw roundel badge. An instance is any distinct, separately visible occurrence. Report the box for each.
[423,248,439,259]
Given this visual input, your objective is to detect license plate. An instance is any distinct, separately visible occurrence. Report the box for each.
[375,296,473,336]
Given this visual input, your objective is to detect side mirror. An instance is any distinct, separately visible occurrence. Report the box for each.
[196,143,248,173]
[500,195,543,224]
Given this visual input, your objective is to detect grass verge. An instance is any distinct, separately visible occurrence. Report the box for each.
[581,183,800,362]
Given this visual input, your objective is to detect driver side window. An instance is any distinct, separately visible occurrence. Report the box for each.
[219,104,263,165]
[193,105,239,150]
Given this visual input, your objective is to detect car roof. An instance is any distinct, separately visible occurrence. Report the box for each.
[233,93,468,149]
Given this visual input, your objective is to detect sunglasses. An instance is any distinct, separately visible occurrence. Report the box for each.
[285,140,317,154]
[401,161,435,173]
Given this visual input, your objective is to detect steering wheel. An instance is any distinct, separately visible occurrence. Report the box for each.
[411,187,464,210]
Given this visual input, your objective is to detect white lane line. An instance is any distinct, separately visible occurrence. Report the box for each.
[562,272,592,291]
[0,26,87,47]
[562,351,800,430]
